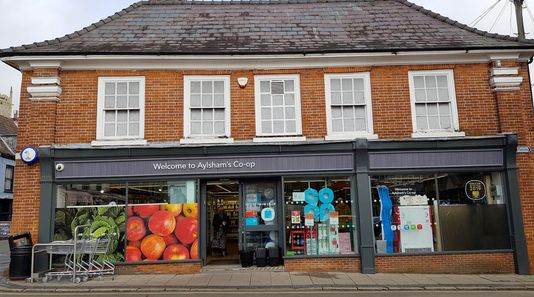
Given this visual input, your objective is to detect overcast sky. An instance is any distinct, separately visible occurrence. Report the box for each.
[1,0,533,114]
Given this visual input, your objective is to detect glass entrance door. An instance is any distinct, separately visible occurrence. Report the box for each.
[240,180,282,251]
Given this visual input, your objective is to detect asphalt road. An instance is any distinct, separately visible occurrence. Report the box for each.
[1,291,533,297]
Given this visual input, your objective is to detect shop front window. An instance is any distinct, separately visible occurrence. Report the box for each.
[371,172,510,254]
[55,183,127,263]
[284,177,356,256]
[126,181,198,262]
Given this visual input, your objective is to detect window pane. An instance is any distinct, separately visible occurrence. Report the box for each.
[128,95,139,108]
[104,123,115,136]
[191,81,201,93]
[342,92,353,104]
[262,121,272,133]
[117,96,127,108]
[117,123,127,136]
[271,81,284,94]
[129,110,140,122]
[415,90,427,102]
[425,76,437,88]
[438,88,450,101]
[426,89,438,101]
[117,82,127,95]
[285,107,295,119]
[214,121,225,134]
[285,94,295,105]
[427,103,438,115]
[273,120,284,133]
[344,118,355,131]
[202,81,213,93]
[214,81,224,93]
[353,78,364,91]
[415,104,426,116]
[329,78,340,92]
[331,92,342,105]
[428,116,440,129]
[203,122,213,134]
[354,91,365,104]
[273,107,284,119]
[202,94,213,107]
[261,94,271,107]
[214,94,224,107]
[413,76,425,88]
[342,78,352,91]
[284,80,294,92]
[261,107,271,120]
[260,80,270,93]
[355,118,366,131]
[105,96,115,108]
[191,110,201,120]
[332,119,343,132]
[439,103,451,115]
[332,107,342,118]
[416,116,428,130]
[203,109,213,120]
[117,111,128,122]
[105,111,115,122]
[273,95,283,106]
[436,75,448,88]
[105,82,115,95]
[129,82,139,95]
[343,106,354,119]
[190,94,201,107]
[286,120,296,133]
[191,122,201,134]
[440,116,452,129]
[214,109,225,120]
[129,123,139,136]
[355,106,366,118]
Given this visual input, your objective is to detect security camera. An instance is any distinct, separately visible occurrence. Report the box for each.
[55,163,65,172]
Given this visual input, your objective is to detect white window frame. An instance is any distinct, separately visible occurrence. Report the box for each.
[408,70,464,138]
[94,76,146,146]
[254,74,303,138]
[324,72,377,140]
[182,75,232,143]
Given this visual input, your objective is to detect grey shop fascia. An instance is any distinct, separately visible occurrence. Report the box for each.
[34,134,529,274]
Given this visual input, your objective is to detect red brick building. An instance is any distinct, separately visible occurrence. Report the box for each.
[2,0,534,274]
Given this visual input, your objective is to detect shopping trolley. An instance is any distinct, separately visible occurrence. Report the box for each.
[29,224,116,283]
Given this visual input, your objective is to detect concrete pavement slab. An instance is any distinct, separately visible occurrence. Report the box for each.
[142,274,175,286]
[346,272,377,285]
[250,271,271,286]
[186,273,212,287]
[270,271,292,286]
[288,271,313,286]
[327,272,356,286]
[207,273,232,286]
[228,272,251,286]
[166,273,194,286]
[308,272,334,286]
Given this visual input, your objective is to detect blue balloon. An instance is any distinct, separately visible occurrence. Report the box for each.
[304,204,320,219]
[319,203,335,222]
[304,188,319,205]
[319,188,334,203]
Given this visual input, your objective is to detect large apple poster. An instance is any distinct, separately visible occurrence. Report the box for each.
[125,203,199,262]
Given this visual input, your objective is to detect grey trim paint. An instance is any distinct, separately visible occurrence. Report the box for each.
[369,149,503,170]
[55,153,353,180]
[503,134,530,274]
[354,139,375,274]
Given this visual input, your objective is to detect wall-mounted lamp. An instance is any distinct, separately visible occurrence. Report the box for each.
[237,77,248,88]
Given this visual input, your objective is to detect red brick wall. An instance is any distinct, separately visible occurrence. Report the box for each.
[10,62,533,274]
[284,257,360,272]
[115,262,202,274]
[376,252,515,274]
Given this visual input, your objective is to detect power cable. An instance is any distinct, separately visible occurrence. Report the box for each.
[470,0,503,27]
[490,0,510,32]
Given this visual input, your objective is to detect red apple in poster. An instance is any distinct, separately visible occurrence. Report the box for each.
[125,246,142,262]
[190,239,199,259]
[182,203,198,218]
[148,210,176,236]
[160,204,183,217]
[129,240,141,248]
[175,216,198,244]
[163,234,178,246]
[127,206,134,216]
[140,234,166,260]
[163,244,190,260]
[126,216,146,242]
[134,205,160,218]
